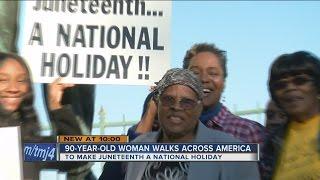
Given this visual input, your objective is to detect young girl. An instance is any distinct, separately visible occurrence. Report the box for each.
[0,52,93,180]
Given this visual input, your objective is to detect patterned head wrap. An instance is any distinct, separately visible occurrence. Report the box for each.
[155,68,203,100]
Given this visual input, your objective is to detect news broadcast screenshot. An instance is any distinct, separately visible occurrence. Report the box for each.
[1,0,320,180]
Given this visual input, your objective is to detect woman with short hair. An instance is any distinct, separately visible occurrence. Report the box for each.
[262,51,320,179]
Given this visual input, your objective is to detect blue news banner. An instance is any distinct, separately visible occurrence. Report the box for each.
[24,143,57,161]
[24,143,259,162]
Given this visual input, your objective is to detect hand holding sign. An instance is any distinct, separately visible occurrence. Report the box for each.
[48,78,74,110]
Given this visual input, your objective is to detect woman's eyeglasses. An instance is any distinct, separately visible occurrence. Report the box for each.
[159,95,201,110]
[271,75,314,90]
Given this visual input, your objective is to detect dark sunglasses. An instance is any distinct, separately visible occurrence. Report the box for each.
[271,75,314,90]
[159,95,201,110]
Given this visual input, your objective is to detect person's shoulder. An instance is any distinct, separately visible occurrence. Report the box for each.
[228,112,265,131]
[131,131,158,143]
[240,116,264,128]
[198,123,242,143]
[226,114,266,143]
[212,129,242,143]
[222,105,263,128]
[127,124,138,132]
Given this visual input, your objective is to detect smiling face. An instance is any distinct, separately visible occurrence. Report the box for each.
[158,84,202,142]
[272,73,320,121]
[188,52,225,110]
[0,58,29,112]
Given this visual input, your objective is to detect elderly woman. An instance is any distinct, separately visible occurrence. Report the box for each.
[131,43,265,144]
[125,68,260,180]
[102,43,266,180]
[110,43,266,180]
[261,51,320,179]
[0,52,91,179]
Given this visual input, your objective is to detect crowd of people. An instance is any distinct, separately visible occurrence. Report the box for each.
[1,42,320,179]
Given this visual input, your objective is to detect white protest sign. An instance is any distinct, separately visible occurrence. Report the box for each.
[20,0,171,85]
[0,126,23,180]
